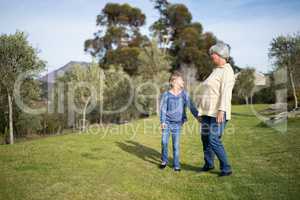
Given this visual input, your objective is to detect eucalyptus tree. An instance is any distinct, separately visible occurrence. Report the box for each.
[269,33,300,110]
[84,3,148,76]
[0,31,45,144]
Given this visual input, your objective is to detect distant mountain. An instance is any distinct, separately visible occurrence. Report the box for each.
[40,61,90,83]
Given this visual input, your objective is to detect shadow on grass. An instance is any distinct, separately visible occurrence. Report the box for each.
[116,140,199,172]
[231,112,255,117]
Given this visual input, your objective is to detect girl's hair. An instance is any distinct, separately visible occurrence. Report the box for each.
[169,71,183,87]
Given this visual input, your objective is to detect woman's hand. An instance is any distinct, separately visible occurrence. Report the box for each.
[216,111,225,123]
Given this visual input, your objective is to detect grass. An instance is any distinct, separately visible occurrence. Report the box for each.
[0,104,299,200]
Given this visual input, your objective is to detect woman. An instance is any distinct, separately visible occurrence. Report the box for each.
[198,42,235,177]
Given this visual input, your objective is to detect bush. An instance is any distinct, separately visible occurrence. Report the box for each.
[40,113,64,135]
[0,127,9,144]
[15,113,43,137]
[252,87,276,104]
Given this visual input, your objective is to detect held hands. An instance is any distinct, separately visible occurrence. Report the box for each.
[197,116,202,123]
[216,110,225,123]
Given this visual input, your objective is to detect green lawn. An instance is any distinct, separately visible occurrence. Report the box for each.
[1,105,299,200]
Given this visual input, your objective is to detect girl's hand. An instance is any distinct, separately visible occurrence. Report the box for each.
[216,111,225,123]
[160,123,167,130]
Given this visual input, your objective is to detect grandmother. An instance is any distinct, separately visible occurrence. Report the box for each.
[198,42,235,177]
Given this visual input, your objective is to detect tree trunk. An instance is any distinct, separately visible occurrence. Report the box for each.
[99,81,104,125]
[289,71,298,109]
[8,93,14,144]
[99,108,103,125]
[245,96,249,105]
[156,95,160,116]
[99,99,103,125]
[82,97,91,132]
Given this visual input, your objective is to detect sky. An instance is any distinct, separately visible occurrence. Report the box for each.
[1,0,300,74]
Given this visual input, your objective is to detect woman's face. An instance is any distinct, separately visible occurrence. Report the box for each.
[210,53,220,65]
[211,53,227,67]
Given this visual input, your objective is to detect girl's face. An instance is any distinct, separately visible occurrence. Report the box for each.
[172,76,185,89]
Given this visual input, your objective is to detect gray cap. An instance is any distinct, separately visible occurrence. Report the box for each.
[209,42,231,59]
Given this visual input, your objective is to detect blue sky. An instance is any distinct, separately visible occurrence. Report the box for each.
[1,0,300,73]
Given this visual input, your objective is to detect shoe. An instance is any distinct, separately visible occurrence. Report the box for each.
[174,168,181,172]
[219,171,232,177]
[198,166,215,173]
[160,162,167,169]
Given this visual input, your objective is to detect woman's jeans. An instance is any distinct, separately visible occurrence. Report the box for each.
[201,114,232,173]
[161,122,182,169]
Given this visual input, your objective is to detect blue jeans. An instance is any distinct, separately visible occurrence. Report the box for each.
[200,114,231,173]
[161,122,182,169]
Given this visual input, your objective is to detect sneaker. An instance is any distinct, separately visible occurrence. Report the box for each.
[198,166,215,173]
[160,162,167,169]
[219,171,232,177]
[174,168,181,172]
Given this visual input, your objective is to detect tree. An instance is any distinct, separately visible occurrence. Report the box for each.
[84,3,148,76]
[149,0,170,44]
[105,47,141,75]
[234,68,256,104]
[102,66,135,123]
[57,62,105,131]
[0,31,45,144]
[269,33,300,110]
[150,1,218,81]
[135,39,171,115]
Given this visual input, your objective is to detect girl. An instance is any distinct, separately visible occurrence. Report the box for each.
[159,71,199,171]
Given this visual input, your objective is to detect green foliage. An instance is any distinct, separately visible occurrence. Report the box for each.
[102,66,136,122]
[269,34,300,70]
[134,40,171,115]
[137,40,171,80]
[252,87,276,104]
[150,1,219,81]
[269,33,300,109]
[0,31,45,143]
[15,113,43,136]
[40,113,64,135]
[269,34,300,89]
[66,63,103,110]
[167,4,192,29]
[0,106,7,134]
[0,127,9,144]
[151,0,170,15]
[101,3,145,27]
[85,3,148,75]
[106,47,141,75]
[53,62,105,129]
[0,31,45,93]
[150,0,170,42]
[53,41,172,124]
